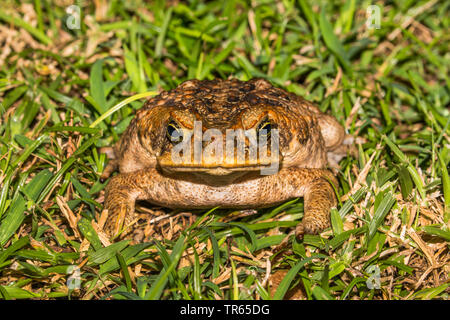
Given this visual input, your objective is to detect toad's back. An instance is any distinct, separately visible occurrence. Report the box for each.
[135,78,319,127]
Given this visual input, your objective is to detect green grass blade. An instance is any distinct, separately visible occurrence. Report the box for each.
[99,242,153,275]
[89,91,157,129]
[438,151,450,223]
[155,7,173,58]
[192,243,202,299]
[90,60,107,113]
[116,251,132,293]
[318,7,351,75]
[0,168,53,245]
[0,11,52,45]
[312,285,335,300]
[0,285,40,299]
[421,226,450,241]
[89,240,130,264]
[330,208,343,236]
[272,255,324,300]
[230,258,239,300]
[202,227,221,279]
[0,236,29,264]
[77,218,103,251]
[145,234,186,300]
[367,192,396,241]
[383,135,426,201]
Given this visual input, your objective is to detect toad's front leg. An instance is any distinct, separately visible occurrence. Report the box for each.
[104,171,153,238]
[289,169,338,238]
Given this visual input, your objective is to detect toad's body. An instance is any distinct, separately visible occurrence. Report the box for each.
[103,79,348,238]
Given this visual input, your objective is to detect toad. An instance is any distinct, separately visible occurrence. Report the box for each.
[102,78,349,239]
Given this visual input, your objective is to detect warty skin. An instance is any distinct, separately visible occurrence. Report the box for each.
[102,78,347,239]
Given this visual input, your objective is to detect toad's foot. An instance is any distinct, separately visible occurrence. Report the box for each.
[295,175,338,239]
[103,172,146,238]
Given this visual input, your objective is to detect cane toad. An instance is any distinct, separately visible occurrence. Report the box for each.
[102,78,348,239]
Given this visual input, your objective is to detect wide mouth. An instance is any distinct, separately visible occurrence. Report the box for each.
[159,163,274,171]
[157,156,281,175]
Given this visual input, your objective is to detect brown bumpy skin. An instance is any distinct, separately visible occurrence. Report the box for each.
[102,78,348,240]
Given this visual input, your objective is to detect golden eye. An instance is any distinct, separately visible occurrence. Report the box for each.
[257,119,271,139]
[167,121,183,143]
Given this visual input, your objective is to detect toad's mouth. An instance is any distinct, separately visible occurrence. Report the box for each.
[157,154,281,176]
[159,164,276,175]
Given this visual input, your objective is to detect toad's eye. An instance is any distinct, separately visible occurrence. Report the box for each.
[167,121,183,143]
[257,118,271,140]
